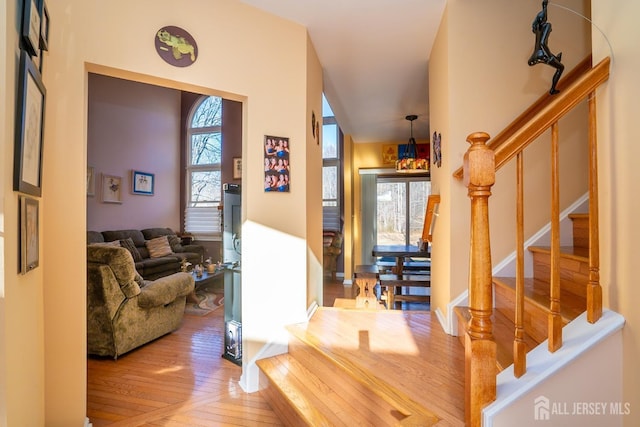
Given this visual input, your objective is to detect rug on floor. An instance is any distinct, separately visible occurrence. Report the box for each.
[185,283,224,316]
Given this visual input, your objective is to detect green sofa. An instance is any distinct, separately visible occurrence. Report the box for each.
[87,245,195,358]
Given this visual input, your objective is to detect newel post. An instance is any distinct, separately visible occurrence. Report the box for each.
[463,132,497,427]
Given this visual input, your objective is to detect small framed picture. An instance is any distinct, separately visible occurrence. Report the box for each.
[21,0,41,57]
[132,170,154,195]
[101,174,123,203]
[87,166,95,196]
[14,50,46,197]
[20,195,39,274]
[39,0,50,51]
[233,158,242,179]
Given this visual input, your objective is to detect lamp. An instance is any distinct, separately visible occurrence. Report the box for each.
[396,114,429,172]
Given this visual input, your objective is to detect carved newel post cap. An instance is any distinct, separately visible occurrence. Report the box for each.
[463,132,495,188]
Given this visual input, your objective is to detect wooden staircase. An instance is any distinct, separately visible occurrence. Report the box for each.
[454,213,589,371]
[256,308,466,426]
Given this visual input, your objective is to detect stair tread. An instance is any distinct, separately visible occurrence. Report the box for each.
[284,315,441,425]
[528,245,589,261]
[454,306,539,371]
[494,276,586,321]
[256,354,349,426]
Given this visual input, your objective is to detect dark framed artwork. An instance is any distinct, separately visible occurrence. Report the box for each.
[20,195,40,274]
[154,26,198,67]
[39,0,50,51]
[264,135,290,192]
[132,170,154,195]
[14,50,46,197]
[21,0,41,57]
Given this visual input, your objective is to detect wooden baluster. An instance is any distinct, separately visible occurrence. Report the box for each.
[463,132,497,427]
[587,93,603,323]
[514,152,526,377]
[549,122,563,352]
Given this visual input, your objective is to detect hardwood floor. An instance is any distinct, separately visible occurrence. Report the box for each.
[87,277,456,426]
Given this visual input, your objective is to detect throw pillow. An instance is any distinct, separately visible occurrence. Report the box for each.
[167,234,184,252]
[146,236,173,258]
[120,237,143,262]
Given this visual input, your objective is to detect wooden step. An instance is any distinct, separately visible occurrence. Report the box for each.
[454,306,539,372]
[258,311,441,426]
[568,213,589,250]
[494,276,586,343]
[528,245,589,298]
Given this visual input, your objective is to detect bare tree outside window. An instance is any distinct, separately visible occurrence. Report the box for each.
[185,96,223,237]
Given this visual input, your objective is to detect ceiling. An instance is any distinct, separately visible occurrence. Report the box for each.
[240,0,447,143]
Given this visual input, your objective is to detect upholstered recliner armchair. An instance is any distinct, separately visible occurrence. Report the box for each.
[323,230,343,280]
[87,245,195,358]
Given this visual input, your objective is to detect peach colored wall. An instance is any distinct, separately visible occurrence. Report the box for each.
[306,35,324,307]
[87,73,182,232]
[592,1,640,424]
[0,0,321,424]
[2,0,46,425]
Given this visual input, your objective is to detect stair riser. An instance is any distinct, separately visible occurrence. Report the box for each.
[532,252,589,298]
[495,284,549,343]
[571,216,589,250]
[259,373,310,427]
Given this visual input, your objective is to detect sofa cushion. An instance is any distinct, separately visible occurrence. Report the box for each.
[141,227,175,240]
[146,236,173,258]
[120,237,143,262]
[102,229,146,247]
[87,231,105,244]
[167,234,184,252]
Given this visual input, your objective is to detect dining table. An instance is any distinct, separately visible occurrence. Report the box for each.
[372,244,430,274]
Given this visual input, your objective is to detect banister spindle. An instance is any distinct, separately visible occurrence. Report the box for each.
[587,93,602,323]
[549,122,562,352]
[514,152,526,377]
[463,132,496,427]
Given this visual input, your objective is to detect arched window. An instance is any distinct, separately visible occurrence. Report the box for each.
[185,96,223,240]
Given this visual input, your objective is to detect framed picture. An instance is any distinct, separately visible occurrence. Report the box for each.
[132,170,154,195]
[39,0,50,51]
[20,196,39,274]
[233,158,242,179]
[87,166,95,196]
[14,50,46,197]
[101,174,123,203]
[264,135,290,192]
[21,0,41,57]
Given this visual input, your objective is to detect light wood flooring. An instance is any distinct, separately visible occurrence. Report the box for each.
[87,278,464,426]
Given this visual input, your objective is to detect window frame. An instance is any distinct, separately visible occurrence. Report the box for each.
[184,95,223,241]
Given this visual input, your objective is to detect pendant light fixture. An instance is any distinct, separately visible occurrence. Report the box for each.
[396,114,429,172]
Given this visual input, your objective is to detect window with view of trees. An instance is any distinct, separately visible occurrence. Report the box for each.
[376,177,430,246]
[185,96,223,240]
[322,95,341,232]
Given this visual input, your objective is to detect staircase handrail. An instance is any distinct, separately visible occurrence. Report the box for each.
[454,55,609,180]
